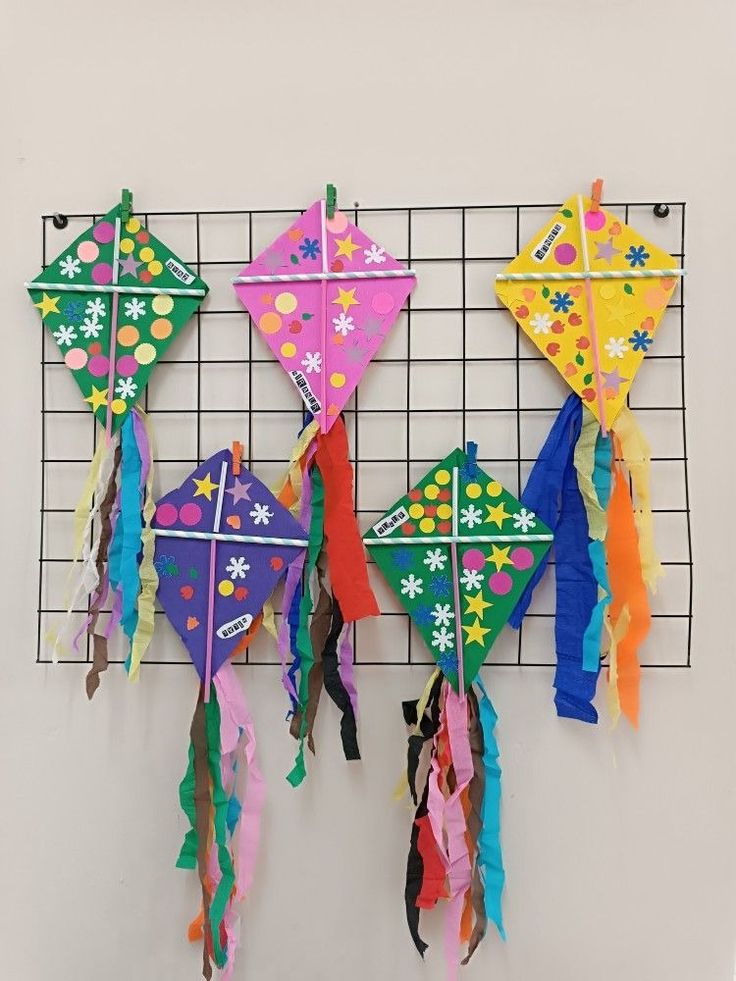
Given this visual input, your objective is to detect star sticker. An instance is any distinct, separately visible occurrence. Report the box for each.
[34,292,60,319]
[193,472,219,500]
[84,385,108,412]
[464,591,492,618]
[601,366,629,397]
[484,502,511,528]
[225,479,252,504]
[593,238,622,265]
[333,233,361,261]
[487,545,513,571]
[361,316,384,340]
[606,300,634,327]
[462,617,491,647]
[333,287,360,314]
[263,250,284,274]
[118,253,142,278]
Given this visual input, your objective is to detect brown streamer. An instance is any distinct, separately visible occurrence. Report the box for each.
[462,689,488,965]
[191,698,213,981]
[85,448,121,700]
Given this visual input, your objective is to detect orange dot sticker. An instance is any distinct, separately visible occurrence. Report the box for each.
[117,325,139,347]
[259,311,282,334]
[151,318,172,340]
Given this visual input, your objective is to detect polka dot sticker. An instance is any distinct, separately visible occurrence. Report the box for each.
[554,243,577,265]
[179,503,202,527]
[408,503,424,519]
[136,230,149,244]
[152,294,174,316]
[139,246,155,263]
[437,521,452,534]
[64,348,87,370]
[325,210,349,234]
[148,260,163,276]
[140,270,153,284]
[116,355,138,375]
[151,318,172,340]
[511,547,534,571]
[401,522,416,535]
[486,481,502,498]
[155,502,178,527]
[111,398,127,415]
[134,343,157,365]
[371,292,395,315]
[119,238,135,254]
[466,483,482,499]
[275,292,298,314]
[117,325,139,347]
[88,355,109,377]
[489,571,513,595]
[330,372,346,388]
[408,489,422,502]
[436,503,452,520]
[462,549,485,571]
[280,342,297,358]
[259,312,282,334]
[599,284,617,301]
[424,484,439,501]
[92,262,113,285]
[77,240,99,263]
[93,221,115,244]
[125,217,141,234]
[419,517,436,533]
[584,209,606,232]
[438,488,452,502]
[435,469,451,485]
[218,580,235,597]
[644,286,669,311]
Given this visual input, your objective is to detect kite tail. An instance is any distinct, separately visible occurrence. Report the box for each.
[280,415,376,785]
[178,669,263,980]
[402,675,505,975]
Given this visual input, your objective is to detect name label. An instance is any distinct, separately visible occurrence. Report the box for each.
[290,370,322,415]
[165,257,195,284]
[372,506,409,537]
[216,613,253,640]
[532,222,566,262]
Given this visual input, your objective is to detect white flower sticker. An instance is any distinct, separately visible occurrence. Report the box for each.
[400,574,424,599]
[332,313,355,337]
[80,317,103,339]
[53,325,77,347]
[604,337,629,359]
[301,351,322,374]
[249,502,273,526]
[431,603,455,628]
[460,504,483,529]
[85,298,106,319]
[226,556,250,580]
[363,244,386,265]
[115,377,138,400]
[423,548,447,572]
[431,626,454,653]
[124,298,146,321]
[59,255,81,279]
[530,312,551,334]
[460,568,483,591]
[512,507,536,532]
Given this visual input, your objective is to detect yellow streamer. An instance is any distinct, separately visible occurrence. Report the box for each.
[393,668,441,801]
[573,407,607,541]
[613,407,663,591]
[72,436,108,560]
[606,605,631,727]
[128,410,159,683]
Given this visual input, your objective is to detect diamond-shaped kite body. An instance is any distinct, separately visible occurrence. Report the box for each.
[153,447,308,687]
[364,446,553,692]
[27,202,208,438]
[495,194,684,432]
[233,199,415,432]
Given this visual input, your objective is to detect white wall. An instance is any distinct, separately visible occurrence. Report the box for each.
[3,1,736,979]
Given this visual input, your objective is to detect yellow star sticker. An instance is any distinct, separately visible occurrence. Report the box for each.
[34,292,61,319]
[464,591,492,618]
[487,545,513,572]
[606,300,634,328]
[332,287,360,314]
[485,502,511,528]
[84,385,109,412]
[193,472,219,500]
[334,233,362,261]
[462,617,491,647]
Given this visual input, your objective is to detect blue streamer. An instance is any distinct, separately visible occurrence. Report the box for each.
[509,394,582,628]
[475,679,506,939]
[581,433,613,673]
[119,414,143,652]
[286,582,302,713]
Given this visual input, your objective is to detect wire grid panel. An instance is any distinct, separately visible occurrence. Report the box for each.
[37,200,691,669]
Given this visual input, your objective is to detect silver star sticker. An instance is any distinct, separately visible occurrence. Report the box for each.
[361,316,384,340]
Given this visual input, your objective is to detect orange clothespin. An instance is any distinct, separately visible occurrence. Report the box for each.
[590,178,604,212]
[231,441,243,476]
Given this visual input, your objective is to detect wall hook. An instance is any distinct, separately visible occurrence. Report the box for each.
[653,203,670,218]
[52,213,68,230]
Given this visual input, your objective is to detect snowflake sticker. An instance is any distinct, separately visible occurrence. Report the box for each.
[460,568,483,591]
[431,626,454,653]
[80,317,103,339]
[301,351,322,374]
[400,574,424,600]
[53,325,77,347]
[423,548,447,572]
[363,244,386,265]
[512,508,536,532]
[59,255,81,279]
[115,377,138,400]
[124,298,146,321]
[460,504,483,529]
[431,603,454,627]
[332,313,355,337]
[85,297,106,319]
[249,502,273,526]
[225,556,250,580]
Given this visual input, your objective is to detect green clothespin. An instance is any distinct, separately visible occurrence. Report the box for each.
[326,183,337,220]
[121,188,132,223]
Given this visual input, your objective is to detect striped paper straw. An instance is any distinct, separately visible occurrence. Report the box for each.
[26,281,206,297]
[153,529,309,547]
[232,269,416,284]
[496,269,684,282]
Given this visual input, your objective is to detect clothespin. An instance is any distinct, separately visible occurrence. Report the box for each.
[465,441,478,477]
[590,178,604,213]
[231,441,243,476]
[326,183,337,220]
[121,188,132,223]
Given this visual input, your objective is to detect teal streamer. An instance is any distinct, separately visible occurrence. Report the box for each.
[475,679,506,940]
[119,414,142,657]
[582,434,613,672]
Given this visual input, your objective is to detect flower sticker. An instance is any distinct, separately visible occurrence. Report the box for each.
[301,351,322,374]
[625,245,650,268]
[115,377,138,400]
[530,312,551,335]
[332,313,355,337]
[628,329,653,352]
[460,568,483,591]
[363,244,386,265]
[550,291,574,314]
[299,238,320,260]
[604,337,629,359]
[154,554,179,577]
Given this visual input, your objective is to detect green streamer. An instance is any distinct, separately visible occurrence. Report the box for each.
[205,686,235,969]
[175,737,198,870]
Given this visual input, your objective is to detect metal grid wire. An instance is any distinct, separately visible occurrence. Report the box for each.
[37,200,692,669]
